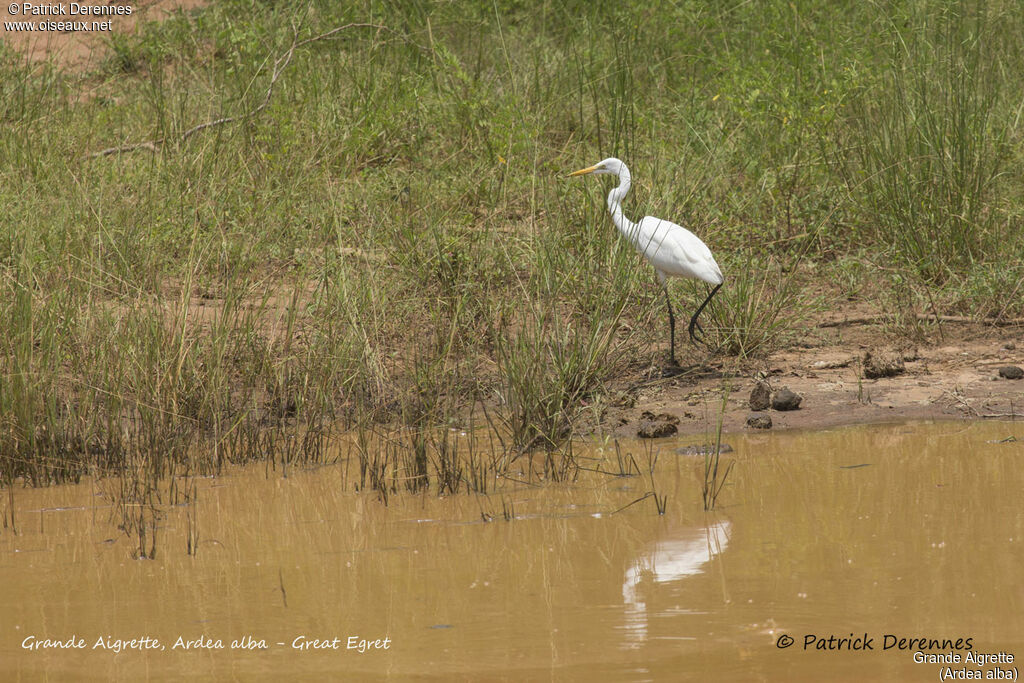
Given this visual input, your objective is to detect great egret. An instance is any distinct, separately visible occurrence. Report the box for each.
[569,158,723,364]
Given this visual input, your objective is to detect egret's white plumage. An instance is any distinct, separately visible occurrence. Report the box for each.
[570,157,723,362]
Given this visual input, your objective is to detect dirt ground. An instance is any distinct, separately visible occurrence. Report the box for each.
[605,313,1024,440]
[1,0,204,69]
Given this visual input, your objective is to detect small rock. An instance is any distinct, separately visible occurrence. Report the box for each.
[676,444,735,456]
[747,414,772,429]
[863,350,905,379]
[637,411,680,438]
[998,366,1024,380]
[771,387,803,411]
[1003,341,1016,351]
[749,381,771,411]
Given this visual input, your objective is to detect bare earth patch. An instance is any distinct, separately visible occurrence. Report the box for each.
[2,0,204,70]
[603,314,1023,439]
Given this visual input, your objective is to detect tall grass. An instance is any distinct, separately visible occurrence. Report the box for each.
[0,0,1021,519]
[706,251,815,357]
[841,1,1015,281]
[494,198,646,450]
[702,385,735,511]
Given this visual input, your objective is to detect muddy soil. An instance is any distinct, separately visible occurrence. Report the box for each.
[602,313,1019,440]
[603,313,1023,440]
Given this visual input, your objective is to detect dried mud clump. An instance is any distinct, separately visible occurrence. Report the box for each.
[998,366,1023,380]
[749,381,771,411]
[637,411,680,438]
[771,387,803,411]
[862,350,906,379]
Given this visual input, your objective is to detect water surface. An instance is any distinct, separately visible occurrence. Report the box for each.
[3,421,1022,681]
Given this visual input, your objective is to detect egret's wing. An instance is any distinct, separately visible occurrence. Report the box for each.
[634,216,723,285]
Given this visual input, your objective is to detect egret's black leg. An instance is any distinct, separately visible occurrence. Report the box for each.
[663,285,677,364]
[688,283,722,345]
[693,317,706,336]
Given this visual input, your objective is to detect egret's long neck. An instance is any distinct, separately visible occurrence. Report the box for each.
[607,167,638,241]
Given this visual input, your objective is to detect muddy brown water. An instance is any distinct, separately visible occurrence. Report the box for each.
[2,421,1022,681]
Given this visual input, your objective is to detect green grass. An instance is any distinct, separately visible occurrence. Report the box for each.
[0,0,1022,506]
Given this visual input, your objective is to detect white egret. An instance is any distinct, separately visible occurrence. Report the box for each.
[569,158,723,364]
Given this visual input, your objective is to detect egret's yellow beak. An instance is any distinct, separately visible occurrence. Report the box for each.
[568,164,600,177]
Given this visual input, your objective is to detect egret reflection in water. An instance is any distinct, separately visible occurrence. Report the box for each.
[622,520,732,645]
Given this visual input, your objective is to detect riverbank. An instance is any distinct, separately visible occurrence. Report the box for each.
[599,312,1022,440]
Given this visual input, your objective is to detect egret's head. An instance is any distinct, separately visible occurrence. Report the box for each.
[568,157,625,177]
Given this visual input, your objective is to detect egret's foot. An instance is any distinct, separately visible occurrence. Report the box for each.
[662,357,685,378]
[687,282,721,346]
[687,319,705,345]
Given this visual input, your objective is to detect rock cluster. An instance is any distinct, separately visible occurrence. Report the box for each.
[747,381,802,429]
